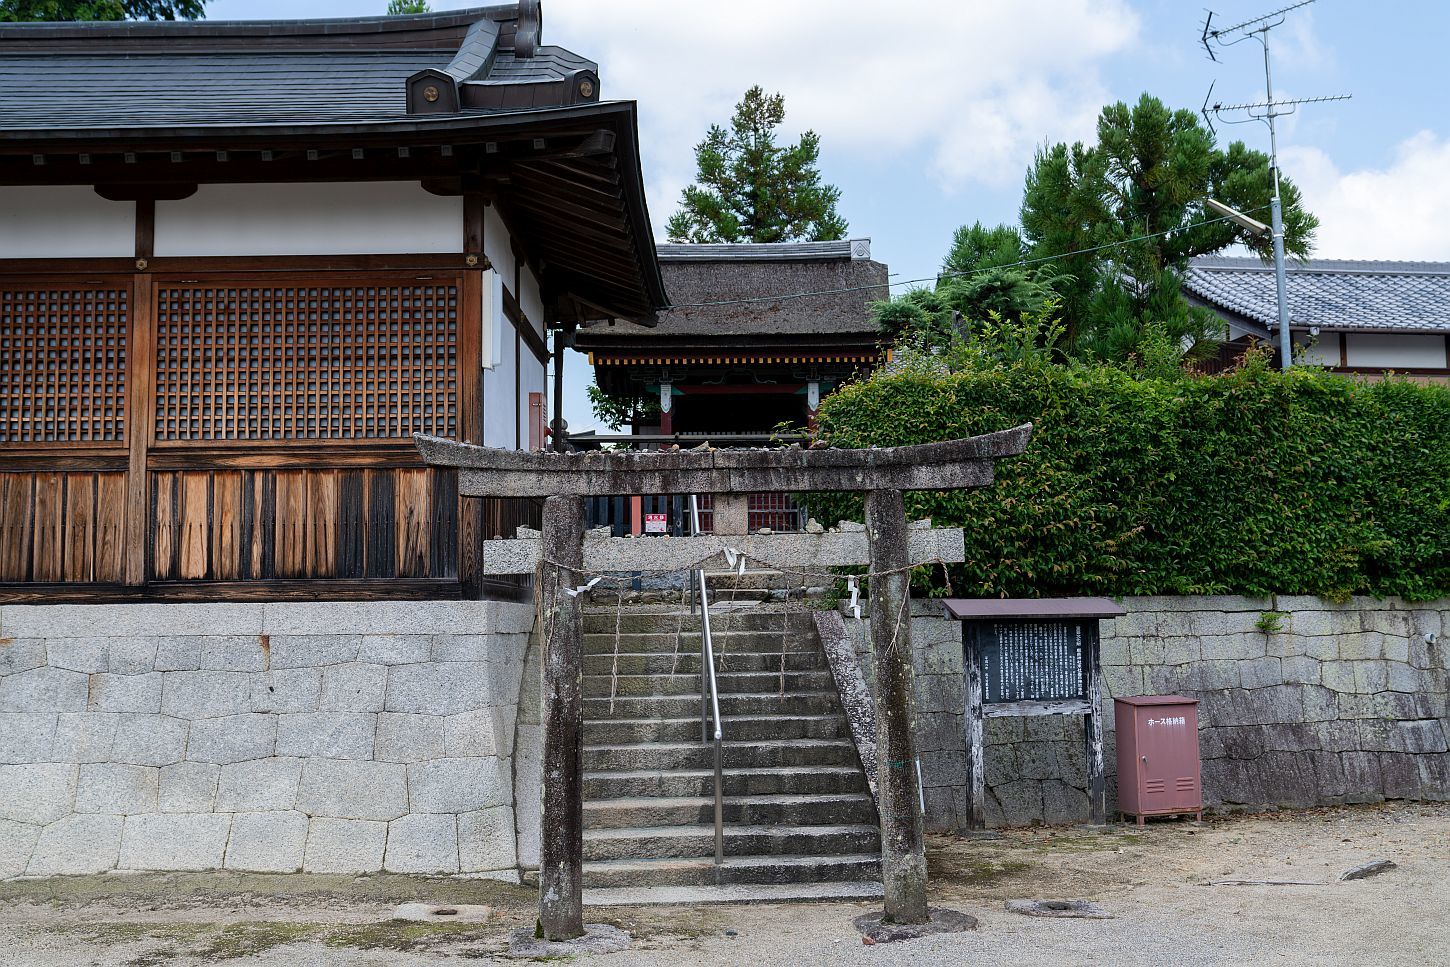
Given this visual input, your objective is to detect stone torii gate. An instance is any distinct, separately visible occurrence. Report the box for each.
[416,425,1032,941]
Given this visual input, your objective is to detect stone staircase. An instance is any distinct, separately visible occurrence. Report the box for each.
[579,601,882,903]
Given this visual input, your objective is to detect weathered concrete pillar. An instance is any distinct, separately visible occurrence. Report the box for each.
[864,488,929,925]
[713,494,750,535]
[538,494,586,940]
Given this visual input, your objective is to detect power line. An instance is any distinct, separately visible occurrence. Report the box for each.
[667,205,1274,311]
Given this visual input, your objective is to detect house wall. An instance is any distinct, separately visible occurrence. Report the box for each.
[849,595,1450,829]
[153,182,463,257]
[0,600,537,878]
[1344,332,1446,371]
[0,186,134,258]
[2,180,549,601]
[1291,332,1340,367]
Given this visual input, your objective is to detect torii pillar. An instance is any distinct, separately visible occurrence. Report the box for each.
[417,424,1032,938]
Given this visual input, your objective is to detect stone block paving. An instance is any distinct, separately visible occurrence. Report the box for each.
[0,600,532,878]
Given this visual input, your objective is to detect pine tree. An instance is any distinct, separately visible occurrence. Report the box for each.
[667,86,847,244]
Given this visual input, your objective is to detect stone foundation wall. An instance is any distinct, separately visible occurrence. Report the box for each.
[0,600,534,878]
[850,596,1450,829]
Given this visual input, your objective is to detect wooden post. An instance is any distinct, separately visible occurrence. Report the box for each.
[538,494,586,941]
[864,488,929,925]
[962,624,986,831]
[1084,629,1107,825]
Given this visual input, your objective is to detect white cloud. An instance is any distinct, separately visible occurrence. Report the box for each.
[541,0,1139,234]
[1282,132,1450,260]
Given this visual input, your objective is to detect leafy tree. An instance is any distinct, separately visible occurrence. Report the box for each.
[872,222,1059,352]
[586,384,659,433]
[1021,93,1317,360]
[1,0,202,19]
[667,86,847,244]
[386,0,429,13]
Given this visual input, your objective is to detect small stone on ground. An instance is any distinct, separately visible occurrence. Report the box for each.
[507,923,631,958]
[1006,899,1114,919]
[852,907,978,943]
[1339,859,1397,881]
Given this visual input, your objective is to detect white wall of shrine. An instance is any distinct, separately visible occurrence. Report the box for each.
[153,181,463,257]
[0,186,135,258]
[481,204,549,451]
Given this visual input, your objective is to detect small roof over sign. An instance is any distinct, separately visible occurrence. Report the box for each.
[941,598,1126,621]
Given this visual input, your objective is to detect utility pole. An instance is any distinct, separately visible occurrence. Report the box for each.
[1201,0,1350,370]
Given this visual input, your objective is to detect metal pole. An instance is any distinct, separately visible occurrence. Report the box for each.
[551,325,568,451]
[1263,35,1293,371]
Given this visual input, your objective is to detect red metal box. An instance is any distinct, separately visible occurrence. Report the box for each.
[1114,695,1202,824]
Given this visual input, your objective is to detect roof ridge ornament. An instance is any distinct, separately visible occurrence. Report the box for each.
[515,0,541,58]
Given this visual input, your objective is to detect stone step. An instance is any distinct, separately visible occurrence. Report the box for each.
[581,650,827,676]
[584,691,841,720]
[583,793,877,829]
[584,714,849,745]
[582,670,835,699]
[582,738,858,772]
[582,823,880,862]
[581,611,817,635]
[584,880,884,906]
[583,765,870,800]
[582,631,817,656]
[577,852,882,888]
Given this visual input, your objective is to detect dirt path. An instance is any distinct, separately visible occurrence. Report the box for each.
[1,802,1445,966]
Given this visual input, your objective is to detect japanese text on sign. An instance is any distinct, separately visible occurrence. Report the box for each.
[978,621,1087,703]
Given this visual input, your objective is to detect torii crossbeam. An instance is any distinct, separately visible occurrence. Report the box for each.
[416,424,1032,939]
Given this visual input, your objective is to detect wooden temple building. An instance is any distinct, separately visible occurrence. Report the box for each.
[573,239,889,532]
[0,4,666,602]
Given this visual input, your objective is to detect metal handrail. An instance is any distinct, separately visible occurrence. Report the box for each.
[689,494,725,866]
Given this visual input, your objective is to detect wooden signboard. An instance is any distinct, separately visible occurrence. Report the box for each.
[943,598,1125,828]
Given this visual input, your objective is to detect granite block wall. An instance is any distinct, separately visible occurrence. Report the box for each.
[0,600,534,878]
[850,596,1450,829]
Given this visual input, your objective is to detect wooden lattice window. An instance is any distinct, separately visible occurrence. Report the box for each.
[0,285,128,445]
[153,281,459,442]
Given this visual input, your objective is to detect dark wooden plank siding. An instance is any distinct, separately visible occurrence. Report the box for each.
[0,471,128,584]
[2,268,470,599]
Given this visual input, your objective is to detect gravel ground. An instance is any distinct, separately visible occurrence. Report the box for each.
[1,802,1445,966]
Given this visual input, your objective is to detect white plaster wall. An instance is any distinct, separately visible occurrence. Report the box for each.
[482,204,516,283]
[483,314,519,450]
[1345,332,1447,371]
[153,182,462,257]
[1292,332,1340,367]
[0,186,134,258]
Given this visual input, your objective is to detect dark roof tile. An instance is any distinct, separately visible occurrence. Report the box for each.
[1184,256,1450,333]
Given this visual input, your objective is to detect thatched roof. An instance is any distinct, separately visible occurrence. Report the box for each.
[576,239,887,348]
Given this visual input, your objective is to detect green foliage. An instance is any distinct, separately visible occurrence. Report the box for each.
[1,0,202,19]
[586,383,659,433]
[873,222,1060,353]
[804,359,1450,601]
[1021,93,1317,358]
[666,86,847,244]
[1255,611,1288,635]
[386,0,428,13]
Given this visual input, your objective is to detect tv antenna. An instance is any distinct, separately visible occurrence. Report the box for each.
[1198,0,1350,370]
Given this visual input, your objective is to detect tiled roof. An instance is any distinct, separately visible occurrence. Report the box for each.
[0,6,597,133]
[1184,256,1450,333]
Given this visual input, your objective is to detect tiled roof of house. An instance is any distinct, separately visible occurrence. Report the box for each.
[1184,256,1450,333]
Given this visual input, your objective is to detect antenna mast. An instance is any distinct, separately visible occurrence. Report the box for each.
[1200,0,1350,370]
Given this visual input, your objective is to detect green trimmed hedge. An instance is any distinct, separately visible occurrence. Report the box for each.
[806,360,1450,600]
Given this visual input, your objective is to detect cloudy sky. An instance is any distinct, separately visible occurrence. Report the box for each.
[208,0,1450,429]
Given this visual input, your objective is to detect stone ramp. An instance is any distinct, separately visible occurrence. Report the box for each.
[577,601,881,899]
